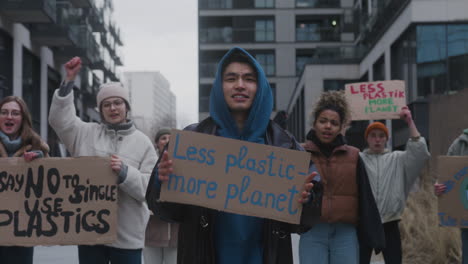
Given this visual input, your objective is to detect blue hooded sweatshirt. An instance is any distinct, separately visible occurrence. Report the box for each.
[210,47,273,264]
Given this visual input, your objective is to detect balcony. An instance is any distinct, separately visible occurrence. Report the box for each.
[358,0,410,45]
[113,47,124,66]
[89,46,105,71]
[69,0,91,8]
[87,4,105,32]
[200,27,274,43]
[296,26,341,42]
[54,25,101,65]
[30,2,80,46]
[309,46,367,64]
[108,21,123,46]
[199,0,275,9]
[296,0,340,8]
[0,0,56,23]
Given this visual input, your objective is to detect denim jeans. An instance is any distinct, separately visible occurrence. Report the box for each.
[0,246,33,264]
[299,222,359,264]
[78,245,142,264]
[462,228,468,264]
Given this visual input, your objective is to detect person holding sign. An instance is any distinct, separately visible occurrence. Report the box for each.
[435,128,468,264]
[0,96,50,264]
[144,128,178,264]
[359,106,430,264]
[49,57,157,264]
[300,91,384,264]
[149,47,318,264]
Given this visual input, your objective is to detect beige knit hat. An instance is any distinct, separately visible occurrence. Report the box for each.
[96,82,130,109]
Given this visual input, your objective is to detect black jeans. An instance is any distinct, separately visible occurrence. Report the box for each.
[360,220,402,264]
[78,245,142,264]
[0,246,34,264]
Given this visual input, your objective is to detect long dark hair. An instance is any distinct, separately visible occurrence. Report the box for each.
[0,96,46,151]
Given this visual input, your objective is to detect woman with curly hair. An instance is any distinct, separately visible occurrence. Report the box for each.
[0,96,49,264]
[299,91,384,264]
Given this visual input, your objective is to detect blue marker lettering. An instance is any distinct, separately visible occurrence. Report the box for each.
[287,185,299,215]
[224,184,239,209]
[186,146,197,161]
[172,134,186,160]
[206,182,217,198]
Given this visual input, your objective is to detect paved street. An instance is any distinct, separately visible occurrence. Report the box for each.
[33,241,384,264]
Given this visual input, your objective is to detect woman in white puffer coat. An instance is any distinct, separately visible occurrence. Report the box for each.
[49,57,157,264]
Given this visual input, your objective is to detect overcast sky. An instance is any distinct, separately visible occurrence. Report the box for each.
[113,0,198,128]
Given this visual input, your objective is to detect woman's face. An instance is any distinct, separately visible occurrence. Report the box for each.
[156,134,171,153]
[101,97,127,124]
[313,109,342,144]
[0,101,23,139]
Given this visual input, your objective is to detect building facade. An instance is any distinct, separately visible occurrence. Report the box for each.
[198,0,356,120]
[287,0,468,148]
[0,0,124,156]
[124,71,177,139]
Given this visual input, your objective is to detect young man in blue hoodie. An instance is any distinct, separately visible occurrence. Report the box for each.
[148,47,318,264]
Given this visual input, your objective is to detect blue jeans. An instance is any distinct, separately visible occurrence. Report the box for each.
[299,222,359,264]
[78,245,142,264]
[462,228,468,264]
[0,246,33,264]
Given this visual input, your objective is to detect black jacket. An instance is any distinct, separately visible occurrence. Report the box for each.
[146,117,321,264]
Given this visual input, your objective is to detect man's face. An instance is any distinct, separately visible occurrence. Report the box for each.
[367,129,388,153]
[101,97,127,124]
[222,62,258,117]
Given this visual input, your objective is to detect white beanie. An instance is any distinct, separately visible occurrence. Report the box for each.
[96,82,130,109]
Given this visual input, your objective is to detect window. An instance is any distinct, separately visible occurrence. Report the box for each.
[200,0,232,9]
[296,22,320,41]
[255,19,274,42]
[255,52,275,76]
[296,49,315,75]
[270,83,276,110]
[323,79,359,91]
[296,16,341,42]
[417,25,447,97]
[448,24,468,92]
[0,30,13,98]
[373,55,385,81]
[22,48,41,132]
[255,0,274,8]
[199,84,211,112]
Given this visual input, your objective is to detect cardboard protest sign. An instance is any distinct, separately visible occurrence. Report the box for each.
[0,157,118,246]
[345,80,406,120]
[437,156,468,227]
[159,129,311,224]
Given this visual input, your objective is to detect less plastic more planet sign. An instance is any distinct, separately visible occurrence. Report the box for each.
[159,129,311,224]
[345,80,406,121]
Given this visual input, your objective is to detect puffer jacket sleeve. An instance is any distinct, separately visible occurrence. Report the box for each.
[48,89,93,154]
[447,135,466,156]
[119,137,157,201]
[401,137,430,195]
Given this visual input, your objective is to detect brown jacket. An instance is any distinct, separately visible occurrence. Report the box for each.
[303,140,359,225]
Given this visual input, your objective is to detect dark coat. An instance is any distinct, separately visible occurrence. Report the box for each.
[146,117,322,264]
